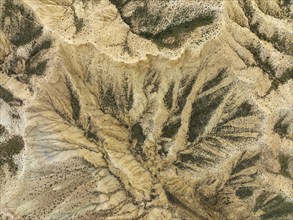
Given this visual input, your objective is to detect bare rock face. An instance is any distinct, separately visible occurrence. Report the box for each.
[0,0,292,219]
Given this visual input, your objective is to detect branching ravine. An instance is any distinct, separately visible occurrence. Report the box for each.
[0,0,292,219]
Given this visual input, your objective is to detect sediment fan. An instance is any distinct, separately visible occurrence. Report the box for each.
[0,0,292,219]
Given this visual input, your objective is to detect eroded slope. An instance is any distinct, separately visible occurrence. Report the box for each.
[0,0,292,219]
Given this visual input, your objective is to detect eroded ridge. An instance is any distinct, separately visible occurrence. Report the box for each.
[0,0,292,219]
